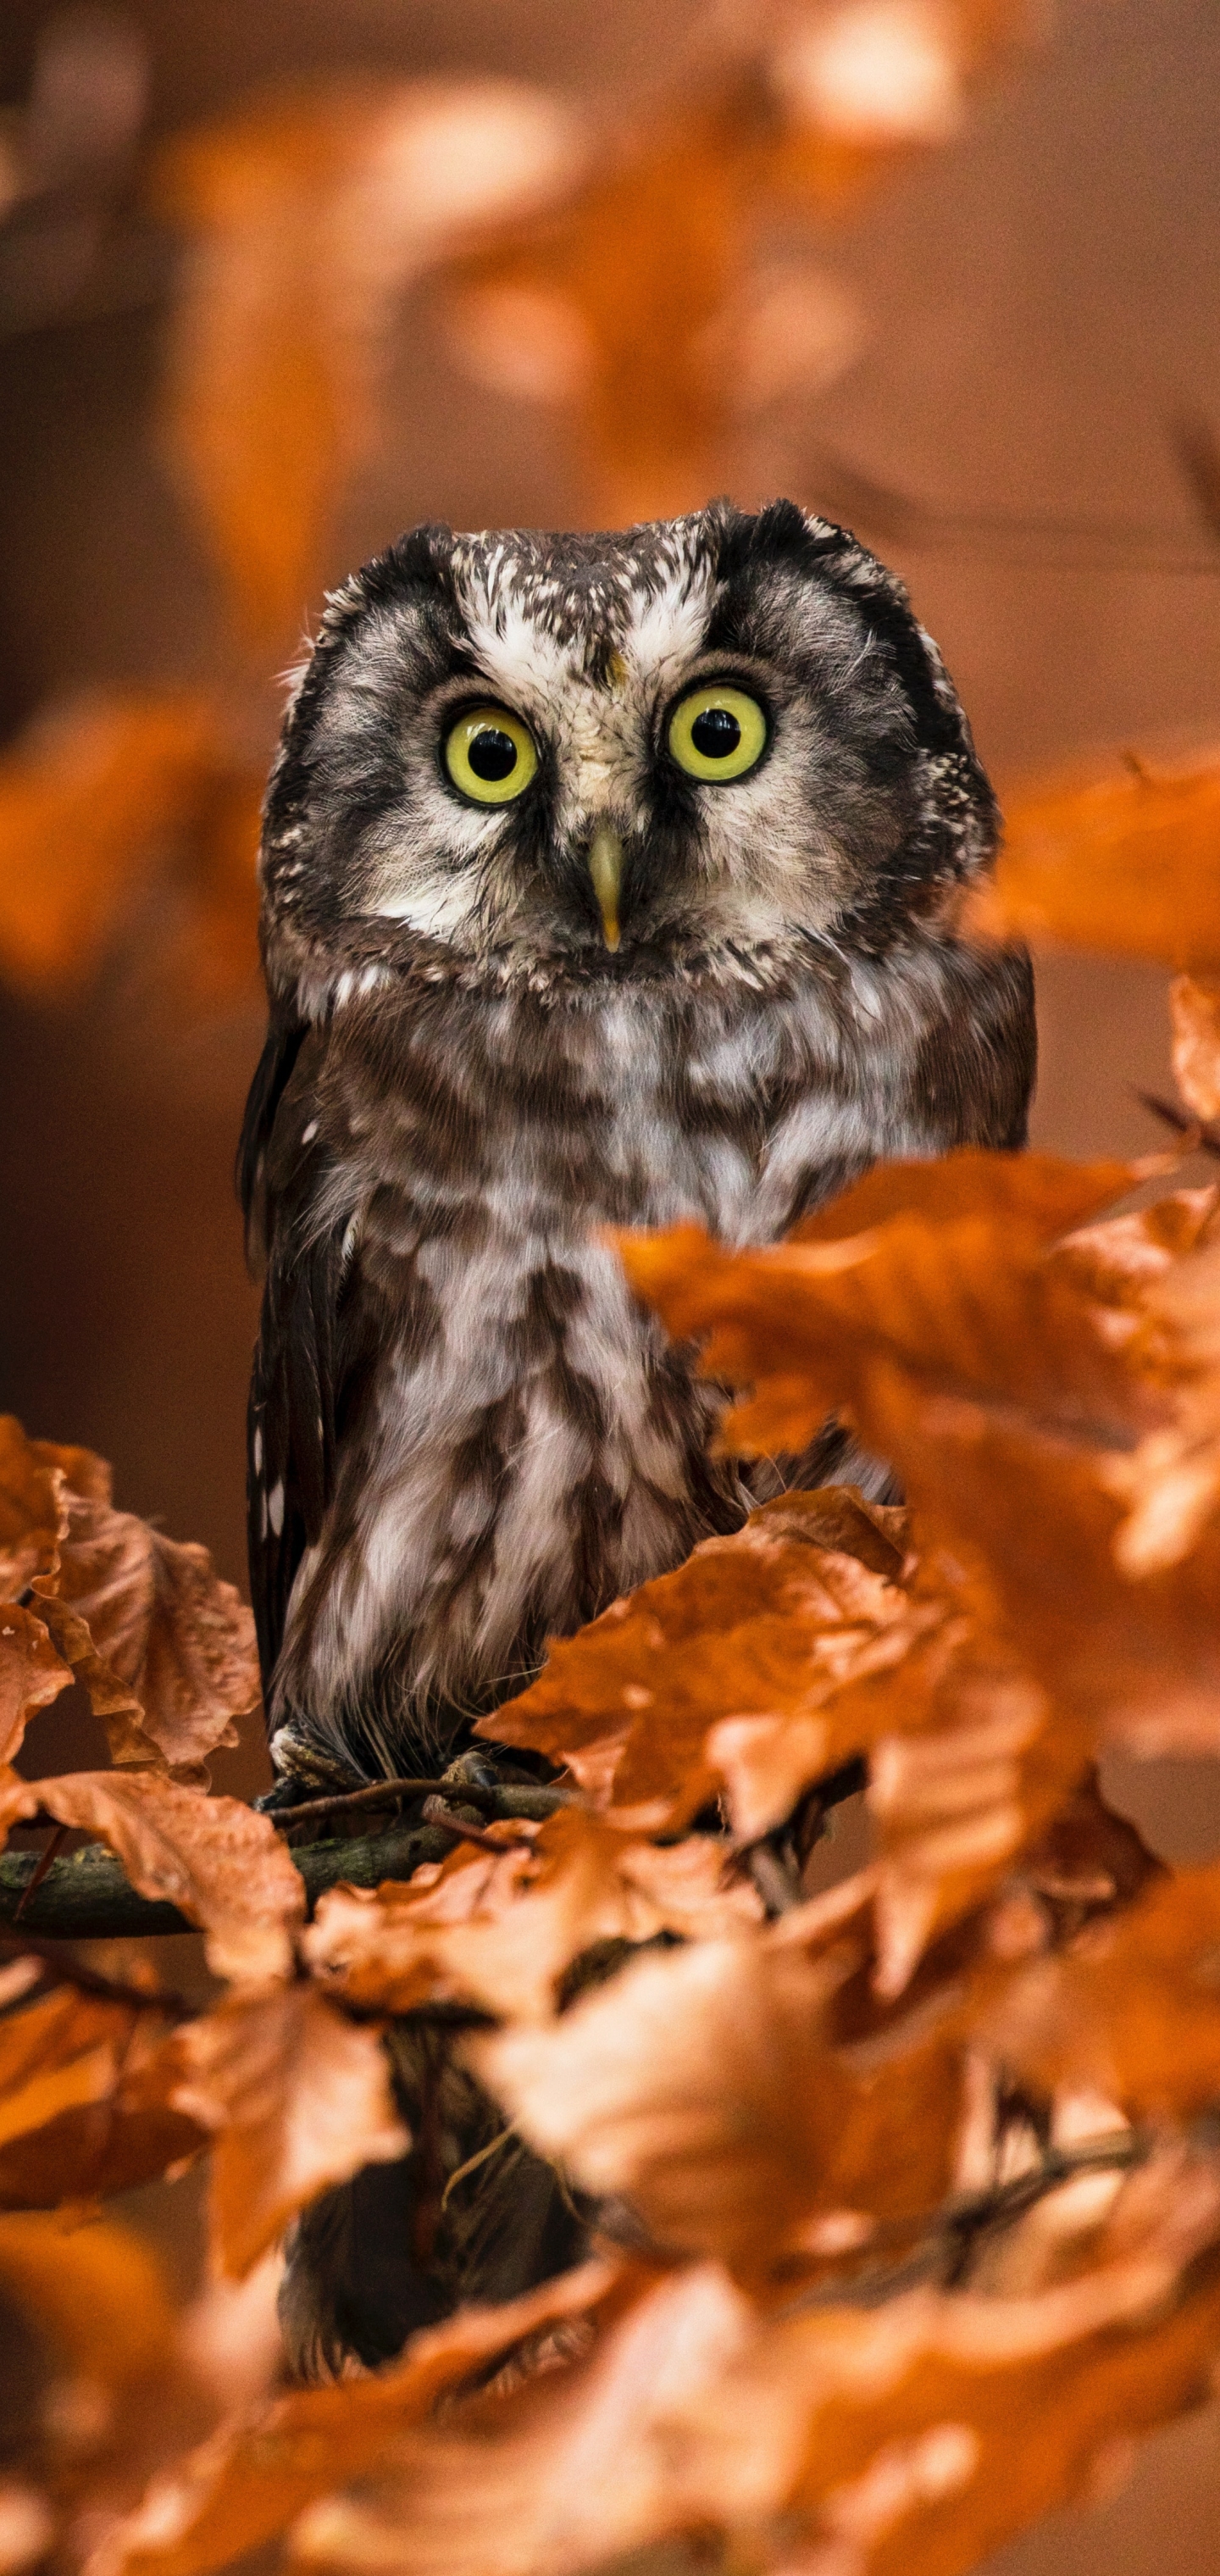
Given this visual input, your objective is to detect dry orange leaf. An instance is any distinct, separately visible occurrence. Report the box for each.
[0,1984,203,2210]
[171,1986,408,2279]
[972,1857,1220,2121]
[617,1151,1156,1461]
[475,1918,965,2285]
[0,2209,179,2387]
[152,83,581,646]
[1170,971,1220,1122]
[92,2258,624,2576]
[0,1772,304,1981]
[0,1417,75,1596]
[31,1484,260,1778]
[972,749,1220,968]
[304,1807,761,2025]
[0,1605,75,1767]
[286,2168,1220,2576]
[0,695,217,996]
[484,1488,916,1831]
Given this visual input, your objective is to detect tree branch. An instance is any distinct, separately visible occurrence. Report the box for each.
[0,1820,458,1939]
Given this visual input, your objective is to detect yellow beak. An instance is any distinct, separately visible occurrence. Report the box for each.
[587,823,623,952]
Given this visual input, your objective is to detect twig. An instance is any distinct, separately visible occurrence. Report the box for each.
[14,1824,68,1921]
[781,2129,1148,2312]
[271,1776,574,1831]
[420,1795,535,1853]
[1136,1091,1220,1160]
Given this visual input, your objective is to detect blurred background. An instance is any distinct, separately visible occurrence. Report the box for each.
[1,0,1219,2555]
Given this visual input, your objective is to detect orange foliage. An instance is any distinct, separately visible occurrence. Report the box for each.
[974,750,1220,967]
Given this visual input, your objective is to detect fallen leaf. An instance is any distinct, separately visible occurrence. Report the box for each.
[171,1985,408,2279]
[0,1773,304,1981]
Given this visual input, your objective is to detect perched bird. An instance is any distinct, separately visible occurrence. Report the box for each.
[240,497,1034,2369]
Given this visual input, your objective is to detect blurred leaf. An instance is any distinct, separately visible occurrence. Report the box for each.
[0,2210,177,2386]
[284,2163,1220,2576]
[1170,972,1220,1121]
[152,82,582,647]
[171,1986,408,2279]
[0,696,217,997]
[92,2259,623,2576]
[971,750,1220,967]
[973,1856,1220,2121]
[0,1985,202,2210]
[475,1914,965,2284]
[304,1808,762,2025]
[0,1773,303,1981]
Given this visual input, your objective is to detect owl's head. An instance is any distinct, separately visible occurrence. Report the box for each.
[260,498,998,1004]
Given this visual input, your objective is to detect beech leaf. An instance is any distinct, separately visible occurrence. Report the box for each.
[171,1986,408,2278]
[0,1773,304,1980]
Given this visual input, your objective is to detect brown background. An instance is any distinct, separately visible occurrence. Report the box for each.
[1,0,1219,2551]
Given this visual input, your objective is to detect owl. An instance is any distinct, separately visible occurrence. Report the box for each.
[240,497,1034,2371]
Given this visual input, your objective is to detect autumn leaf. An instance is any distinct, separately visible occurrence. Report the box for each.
[171,1985,408,2279]
[483,1487,916,1831]
[0,1606,75,1768]
[0,2209,179,2388]
[970,1857,1220,2122]
[304,1808,761,2025]
[0,695,217,997]
[0,1417,75,1597]
[91,2259,624,2576]
[474,1911,965,2285]
[616,1149,1158,1460]
[0,1773,304,1981]
[286,2163,1220,2576]
[1170,971,1220,1121]
[31,1485,260,1778]
[152,83,582,647]
[0,1982,203,2210]
[970,747,1220,968]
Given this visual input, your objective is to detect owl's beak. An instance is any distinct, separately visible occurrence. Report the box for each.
[587,823,623,951]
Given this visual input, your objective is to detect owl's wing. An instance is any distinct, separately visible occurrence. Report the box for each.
[239,1015,347,1698]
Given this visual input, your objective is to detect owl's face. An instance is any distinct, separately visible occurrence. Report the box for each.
[262,499,995,991]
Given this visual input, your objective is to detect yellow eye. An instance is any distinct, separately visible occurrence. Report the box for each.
[667,684,768,783]
[444,705,538,805]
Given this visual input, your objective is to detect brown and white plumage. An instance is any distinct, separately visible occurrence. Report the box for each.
[239,497,1034,2371]
[241,497,1033,1798]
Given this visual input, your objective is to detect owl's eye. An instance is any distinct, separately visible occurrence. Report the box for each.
[444,706,539,806]
[667,684,768,783]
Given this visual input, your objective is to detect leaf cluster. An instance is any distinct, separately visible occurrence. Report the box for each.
[3,969,1220,2576]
